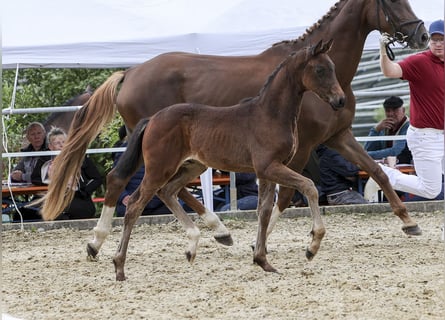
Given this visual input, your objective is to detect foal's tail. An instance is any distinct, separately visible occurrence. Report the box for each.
[41,71,125,221]
[113,118,149,179]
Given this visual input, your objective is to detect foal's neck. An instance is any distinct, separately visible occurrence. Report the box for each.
[257,61,305,122]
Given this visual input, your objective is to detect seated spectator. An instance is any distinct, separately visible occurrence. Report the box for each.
[10,122,49,183]
[31,127,103,219]
[364,96,412,164]
[316,145,367,205]
[8,122,49,221]
[217,172,259,211]
[114,141,173,217]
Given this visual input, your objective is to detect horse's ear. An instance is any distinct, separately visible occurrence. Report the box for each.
[311,40,323,56]
[85,84,93,93]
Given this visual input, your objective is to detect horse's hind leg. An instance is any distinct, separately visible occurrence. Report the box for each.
[253,179,277,272]
[170,160,233,246]
[87,166,137,261]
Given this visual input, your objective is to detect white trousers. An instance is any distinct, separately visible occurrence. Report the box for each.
[380,126,444,199]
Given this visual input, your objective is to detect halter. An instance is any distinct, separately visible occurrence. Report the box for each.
[376,0,425,60]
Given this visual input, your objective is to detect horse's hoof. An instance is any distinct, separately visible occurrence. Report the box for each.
[116,273,127,281]
[402,225,422,236]
[306,248,315,261]
[214,234,234,246]
[86,243,98,262]
[185,251,196,263]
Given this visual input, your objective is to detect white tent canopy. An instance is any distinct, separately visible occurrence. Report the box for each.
[2,0,441,69]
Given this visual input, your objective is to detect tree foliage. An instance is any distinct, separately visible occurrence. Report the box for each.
[2,68,125,185]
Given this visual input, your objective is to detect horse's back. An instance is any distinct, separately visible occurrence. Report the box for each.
[117,51,283,129]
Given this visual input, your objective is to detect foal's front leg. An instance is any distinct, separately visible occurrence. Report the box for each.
[253,179,277,272]
[262,162,325,260]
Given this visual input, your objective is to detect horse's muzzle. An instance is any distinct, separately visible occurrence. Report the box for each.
[330,95,345,110]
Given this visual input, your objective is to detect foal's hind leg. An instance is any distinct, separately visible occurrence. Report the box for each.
[113,185,156,281]
[170,160,233,246]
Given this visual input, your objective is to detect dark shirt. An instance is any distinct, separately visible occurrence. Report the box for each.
[234,172,258,198]
[12,143,49,183]
[114,143,170,216]
[316,145,359,195]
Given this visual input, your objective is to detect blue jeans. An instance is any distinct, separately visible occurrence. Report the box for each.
[219,195,258,211]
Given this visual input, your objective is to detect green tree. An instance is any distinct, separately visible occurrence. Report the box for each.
[2,68,125,187]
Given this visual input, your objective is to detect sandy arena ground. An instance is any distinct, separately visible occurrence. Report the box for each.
[2,211,444,319]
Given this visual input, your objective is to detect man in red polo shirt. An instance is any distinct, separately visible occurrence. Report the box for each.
[365,19,444,200]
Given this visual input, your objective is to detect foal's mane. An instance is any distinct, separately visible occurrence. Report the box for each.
[272,0,345,47]
[246,46,311,104]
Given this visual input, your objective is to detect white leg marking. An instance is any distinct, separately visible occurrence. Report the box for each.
[266,205,283,238]
[89,206,115,251]
[201,209,230,237]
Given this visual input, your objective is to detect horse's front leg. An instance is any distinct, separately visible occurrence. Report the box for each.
[253,179,278,272]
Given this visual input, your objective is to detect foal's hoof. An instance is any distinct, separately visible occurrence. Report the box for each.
[305,248,315,261]
[253,257,278,273]
[250,241,268,254]
[185,250,196,263]
[214,234,234,246]
[402,225,422,236]
[86,243,99,262]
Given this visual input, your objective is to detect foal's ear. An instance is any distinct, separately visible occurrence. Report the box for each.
[323,39,334,53]
[311,39,334,56]
[311,40,323,56]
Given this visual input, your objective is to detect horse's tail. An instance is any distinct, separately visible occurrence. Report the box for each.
[113,118,149,179]
[40,71,125,221]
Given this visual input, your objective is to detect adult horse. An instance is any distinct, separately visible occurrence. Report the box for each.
[42,86,92,133]
[41,0,428,260]
[111,40,344,280]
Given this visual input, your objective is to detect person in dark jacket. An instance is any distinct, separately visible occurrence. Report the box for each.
[316,145,367,205]
[217,172,259,211]
[10,122,49,183]
[8,122,49,221]
[113,141,172,216]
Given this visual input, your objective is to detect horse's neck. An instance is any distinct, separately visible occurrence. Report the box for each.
[263,0,369,85]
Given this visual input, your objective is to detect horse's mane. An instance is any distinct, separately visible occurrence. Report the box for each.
[272,0,345,47]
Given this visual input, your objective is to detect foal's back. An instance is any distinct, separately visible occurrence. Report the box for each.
[144,101,262,173]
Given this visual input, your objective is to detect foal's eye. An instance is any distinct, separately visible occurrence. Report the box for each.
[315,66,325,77]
